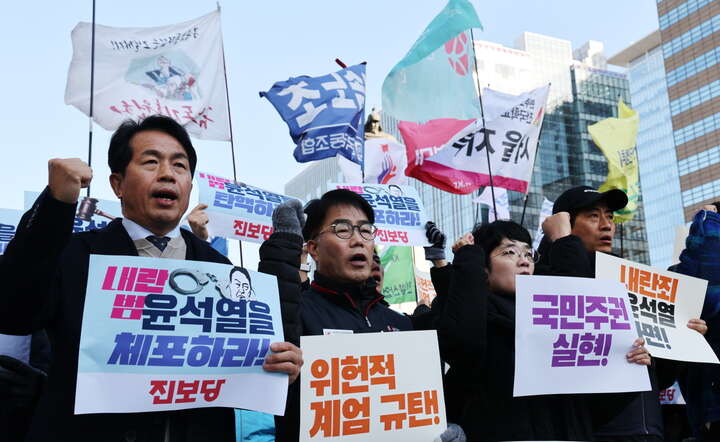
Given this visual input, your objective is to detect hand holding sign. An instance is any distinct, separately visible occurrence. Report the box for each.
[187,204,210,241]
[48,158,93,204]
[264,341,303,384]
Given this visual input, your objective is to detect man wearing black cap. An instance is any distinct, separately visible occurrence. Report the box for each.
[538,185,673,442]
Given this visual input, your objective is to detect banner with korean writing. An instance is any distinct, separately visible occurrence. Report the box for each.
[197,172,299,244]
[595,253,719,363]
[415,269,437,307]
[0,208,22,255]
[331,184,430,247]
[514,275,651,397]
[300,330,446,441]
[75,255,287,414]
[400,85,549,195]
[260,64,365,165]
[24,191,122,234]
[65,11,229,140]
[659,381,686,405]
[380,247,417,305]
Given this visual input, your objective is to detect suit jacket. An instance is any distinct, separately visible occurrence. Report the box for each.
[0,189,236,442]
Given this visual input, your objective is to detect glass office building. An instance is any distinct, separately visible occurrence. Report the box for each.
[657,0,720,220]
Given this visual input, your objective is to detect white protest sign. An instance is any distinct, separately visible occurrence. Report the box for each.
[595,253,718,363]
[514,275,651,396]
[331,184,430,246]
[300,330,446,441]
[24,191,122,233]
[0,208,23,255]
[197,171,300,244]
[75,255,288,415]
[659,381,686,405]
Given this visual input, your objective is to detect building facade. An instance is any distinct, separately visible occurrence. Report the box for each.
[657,0,720,220]
[285,32,650,263]
[609,31,685,268]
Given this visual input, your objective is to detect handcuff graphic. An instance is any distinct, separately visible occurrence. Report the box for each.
[168,268,233,300]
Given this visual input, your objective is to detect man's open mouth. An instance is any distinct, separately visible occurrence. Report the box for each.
[152,190,178,202]
[350,254,368,265]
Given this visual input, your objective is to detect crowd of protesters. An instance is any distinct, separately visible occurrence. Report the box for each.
[0,115,718,442]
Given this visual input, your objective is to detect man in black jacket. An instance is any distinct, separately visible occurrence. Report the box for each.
[538,185,669,442]
[264,189,415,441]
[0,115,302,441]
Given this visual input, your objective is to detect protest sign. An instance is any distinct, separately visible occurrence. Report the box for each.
[75,255,288,415]
[65,11,229,140]
[300,330,446,441]
[197,172,299,244]
[659,381,686,405]
[0,208,22,255]
[331,183,430,246]
[595,253,719,363]
[24,191,122,233]
[514,275,651,397]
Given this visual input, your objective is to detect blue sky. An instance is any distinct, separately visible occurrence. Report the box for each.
[0,0,659,265]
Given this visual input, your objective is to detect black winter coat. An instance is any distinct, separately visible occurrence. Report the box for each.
[0,189,238,442]
[536,235,676,440]
[436,244,595,442]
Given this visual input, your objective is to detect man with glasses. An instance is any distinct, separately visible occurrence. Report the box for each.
[261,189,412,441]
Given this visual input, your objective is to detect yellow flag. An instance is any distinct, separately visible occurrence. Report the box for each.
[588,100,639,223]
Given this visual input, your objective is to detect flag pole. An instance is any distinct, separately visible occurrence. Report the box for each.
[218,2,243,267]
[518,82,550,227]
[86,0,96,198]
[469,28,496,221]
[334,58,366,182]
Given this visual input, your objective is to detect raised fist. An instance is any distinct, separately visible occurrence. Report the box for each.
[48,158,92,204]
[542,212,572,241]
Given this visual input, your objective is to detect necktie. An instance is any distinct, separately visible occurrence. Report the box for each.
[146,235,170,252]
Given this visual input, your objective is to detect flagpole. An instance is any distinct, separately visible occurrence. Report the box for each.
[469,28,497,221]
[334,58,366,182]
[218,2,243,267]
[86,0,96,198]
[518,82,550,228]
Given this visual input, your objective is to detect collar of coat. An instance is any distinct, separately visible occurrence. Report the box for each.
[310,272,385,316]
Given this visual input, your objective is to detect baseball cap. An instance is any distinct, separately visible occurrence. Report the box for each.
[552,186,628,214]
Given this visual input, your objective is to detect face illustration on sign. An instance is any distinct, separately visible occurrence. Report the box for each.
[228,267,253,301]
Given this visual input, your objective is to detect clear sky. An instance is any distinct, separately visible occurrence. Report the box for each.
[0,0,659,266]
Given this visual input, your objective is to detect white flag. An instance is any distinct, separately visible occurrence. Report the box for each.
[338,138,408,185]
[65,11,229,141]
[473,186,510,220]
[533,197,554,249]
[423,84,550,194]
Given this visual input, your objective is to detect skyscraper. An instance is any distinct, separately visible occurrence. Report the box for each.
[609,30,685,268]
[656,0,720,220]
[284,32,650,263]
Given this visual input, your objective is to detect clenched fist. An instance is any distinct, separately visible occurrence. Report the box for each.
[48,158,92,204]
[187,203,209,240]
[542,212,572,242]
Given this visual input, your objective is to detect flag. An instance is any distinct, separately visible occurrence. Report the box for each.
[65,11,230,140]
[533,197,554,249]
[473,186,510,220]
[382,0,482,122]
[588,100,640,223]
[399,85,549,194]
[260,64,366,164]
[381,246,417,305]
[337,138,408,185]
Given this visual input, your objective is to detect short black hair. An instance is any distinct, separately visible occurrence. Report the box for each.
[302,189,375,241]
[472,220,532,269]
[230,266,252,283]
[108,115,197,176]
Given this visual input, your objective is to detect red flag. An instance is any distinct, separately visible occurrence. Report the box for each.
[399,118,481,194]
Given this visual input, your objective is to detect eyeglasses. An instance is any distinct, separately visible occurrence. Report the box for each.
[491,246,540,263]
[315,222,377,241]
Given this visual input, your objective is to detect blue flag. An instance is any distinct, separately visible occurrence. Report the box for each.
[260,63,366,164]
[382,0,482,122]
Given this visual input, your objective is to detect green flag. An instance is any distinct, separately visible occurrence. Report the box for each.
[381,0,483,122]
[380,246,417,304]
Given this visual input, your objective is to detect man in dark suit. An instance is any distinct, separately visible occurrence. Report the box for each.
[0,115,302,441]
